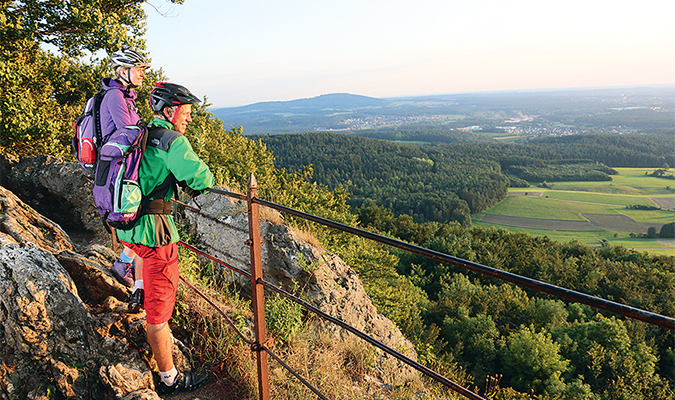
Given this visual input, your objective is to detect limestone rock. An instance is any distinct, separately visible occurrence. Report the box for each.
[120,389,163,400]
[0,245,97,394]
[0,186,128,303]
[0,186,73,253]
[99,363,155,397]
[0,153,18,188]
[0,245,159,398]
[51,361,84,399]
[0,154,107,242]
[56,250,130,303]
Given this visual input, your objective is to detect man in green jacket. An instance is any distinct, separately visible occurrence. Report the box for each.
[118,82,213,394]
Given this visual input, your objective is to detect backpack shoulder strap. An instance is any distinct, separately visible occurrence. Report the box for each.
[144,125,181,202]
[93,86,127,146]
[91,88,108,147]
[146,125,181,152]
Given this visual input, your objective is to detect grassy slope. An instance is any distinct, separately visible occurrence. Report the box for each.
[475,168,675,256]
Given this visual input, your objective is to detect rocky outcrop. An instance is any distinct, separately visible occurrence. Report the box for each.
[182,191,419,385]
[0,185,73,253]
[0,246,95,396]
[0,245,157,399]
[0,185,129,303]
[0,154,107,242]
[0,173,185,399]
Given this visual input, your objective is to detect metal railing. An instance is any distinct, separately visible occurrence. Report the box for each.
[174,175,674,400]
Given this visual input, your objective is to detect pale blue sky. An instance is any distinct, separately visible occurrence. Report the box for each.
[143,0,674,108]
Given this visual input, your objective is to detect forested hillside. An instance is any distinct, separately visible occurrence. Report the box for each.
[253,132,511,225]
[252,132,673,225]
[468,133,674,169]
[356,205,675,399]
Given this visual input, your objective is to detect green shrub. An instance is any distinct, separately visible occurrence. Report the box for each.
[265,290,304,346]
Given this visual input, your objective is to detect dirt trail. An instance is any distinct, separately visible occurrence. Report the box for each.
[162,379,242,400]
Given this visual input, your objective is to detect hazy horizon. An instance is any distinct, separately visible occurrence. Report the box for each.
[143,1,675,108]
[211,82,675,109]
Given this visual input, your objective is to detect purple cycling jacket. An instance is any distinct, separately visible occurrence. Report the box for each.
[99,77,141,138]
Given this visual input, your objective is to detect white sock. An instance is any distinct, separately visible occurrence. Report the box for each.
[160,366,178,386]
[132,280,144,291]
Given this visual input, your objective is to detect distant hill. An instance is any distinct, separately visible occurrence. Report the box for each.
[270,93,388,109]
[212,85,675,136]
[212,93,390,135]
[214,93,387,115]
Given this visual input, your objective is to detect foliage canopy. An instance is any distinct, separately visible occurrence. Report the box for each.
[0,0,177,157]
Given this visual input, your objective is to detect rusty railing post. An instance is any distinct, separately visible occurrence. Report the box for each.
[247,173,270,400]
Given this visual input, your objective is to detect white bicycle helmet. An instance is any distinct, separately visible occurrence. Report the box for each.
[110,48,150,88]
[110,48,150,69]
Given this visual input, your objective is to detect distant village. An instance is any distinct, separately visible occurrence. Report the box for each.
[323,114,644,137]
[336,114,450,130]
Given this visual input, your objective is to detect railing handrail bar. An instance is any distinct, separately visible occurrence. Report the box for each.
[178,236,483,399]
[191,185,672,399]
[247,196,675,330]
[258,277,486,400]
[208,187,248,201]
[179,238,482,399]
[178,244,330,399]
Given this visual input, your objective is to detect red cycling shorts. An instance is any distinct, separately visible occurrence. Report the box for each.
[121,241,179,325]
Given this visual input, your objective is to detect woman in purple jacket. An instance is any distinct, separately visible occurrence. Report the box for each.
[102,48,149,309]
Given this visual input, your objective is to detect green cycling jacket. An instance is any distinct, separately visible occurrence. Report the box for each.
[116,118,214,247]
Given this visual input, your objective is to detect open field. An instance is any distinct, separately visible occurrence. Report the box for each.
[486,196,621,220]
[473,220,675,257]
[477,168,675,256]
[479,213,665,232]
[548,168,675,196]
[474,131,530,142]
[522,190,657,207]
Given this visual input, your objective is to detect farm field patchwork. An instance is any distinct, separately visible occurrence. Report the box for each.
[485,195,622,221]
[477,168,675,256]
[550,168,675,195]
[473,220,674,257]
[523,190,657,207]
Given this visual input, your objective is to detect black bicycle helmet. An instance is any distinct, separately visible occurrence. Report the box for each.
[150,82,201,112]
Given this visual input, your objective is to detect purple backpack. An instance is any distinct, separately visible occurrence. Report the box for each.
[92,123,148,230]
[72,89,148,230]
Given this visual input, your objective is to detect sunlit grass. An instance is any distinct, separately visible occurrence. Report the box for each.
[621,209,675,224]
[478,168,675,257]
[548,168,675,196]
[527,190,657,207]
[484,196,620,221]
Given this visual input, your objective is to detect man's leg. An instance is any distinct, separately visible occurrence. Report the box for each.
[147,322,174,372]
[126,242,207,393]
[140,243,178,377]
